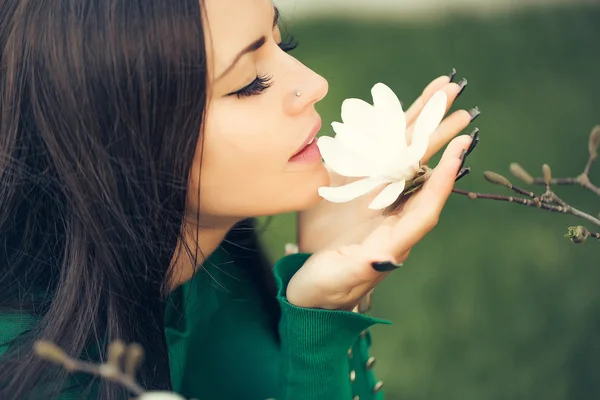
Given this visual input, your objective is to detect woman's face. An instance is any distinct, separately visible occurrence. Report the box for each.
[186,0,330,222]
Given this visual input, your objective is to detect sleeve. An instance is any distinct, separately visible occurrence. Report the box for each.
[273,253,390,400]
[0,313,42,352]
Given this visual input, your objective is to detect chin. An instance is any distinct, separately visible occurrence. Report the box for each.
[293,166,330,211]
[292,192,324,212]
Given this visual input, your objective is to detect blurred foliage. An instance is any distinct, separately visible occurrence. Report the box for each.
[259,4,600,400]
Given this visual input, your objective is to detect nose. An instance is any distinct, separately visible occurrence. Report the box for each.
[284,61,329,116]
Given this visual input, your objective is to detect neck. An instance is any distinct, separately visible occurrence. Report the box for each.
[168,214,244,290]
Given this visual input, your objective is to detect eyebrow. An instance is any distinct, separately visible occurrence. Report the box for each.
[215,7,281,81]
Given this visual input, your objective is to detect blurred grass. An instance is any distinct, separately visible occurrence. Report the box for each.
[259,4,600,399]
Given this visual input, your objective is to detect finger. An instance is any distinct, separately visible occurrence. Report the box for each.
[405,82,464,145]
[391,135,472,251]
[404,73,467,128]
[421,109,472,164]
[404,75,451,125]
[363,135,472,258]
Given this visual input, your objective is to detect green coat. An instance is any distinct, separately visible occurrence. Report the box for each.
[0,247,389,399]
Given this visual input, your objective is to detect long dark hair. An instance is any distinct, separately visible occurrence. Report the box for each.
[0,0,278,398]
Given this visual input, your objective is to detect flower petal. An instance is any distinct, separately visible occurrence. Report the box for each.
[371,83,407,150]
[391,162,420,182]
[368,179,406,210]
[331,122,382,162]
[332,122,411,179]
[340,98,376,134]
[316,136,372,177]
[410,90,447,161]
[318,176,393,203]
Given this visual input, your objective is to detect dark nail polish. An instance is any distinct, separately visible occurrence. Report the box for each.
[468,107,481,122]
[371,261,403,272]
[448,68,457,83]
[455,167,471,182]
[466,127,479,156]
[456,78,468,99]
[458,149,467,171]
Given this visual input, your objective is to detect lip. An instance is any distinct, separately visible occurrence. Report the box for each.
[290,118,322,159]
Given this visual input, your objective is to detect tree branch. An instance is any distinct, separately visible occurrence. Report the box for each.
[34,340,146,396]
[452,125,600,244]
[525,126,600,197]
[452,170,600,228]
[450,188,600,224]
[531,174,600,197]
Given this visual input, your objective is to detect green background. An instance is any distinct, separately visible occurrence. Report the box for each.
[259,4,600,400]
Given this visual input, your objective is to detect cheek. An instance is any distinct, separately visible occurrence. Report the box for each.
[188,105,328,217]
[203,103,289,172]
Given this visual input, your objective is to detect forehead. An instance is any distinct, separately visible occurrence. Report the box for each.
[202,0,274,78]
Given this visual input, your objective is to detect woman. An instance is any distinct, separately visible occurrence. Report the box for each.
[0,0,477,398]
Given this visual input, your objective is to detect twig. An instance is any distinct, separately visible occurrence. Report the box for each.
[532,177,577,186]
[527,125,600,197]
[452,126,600,244]
[531,174,600,197]
[452,188,600,227]
[67,359,145,395]
[34,340,146,396]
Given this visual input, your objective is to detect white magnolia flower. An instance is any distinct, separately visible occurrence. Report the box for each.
[138,392,187,400]
[316,83,448,210]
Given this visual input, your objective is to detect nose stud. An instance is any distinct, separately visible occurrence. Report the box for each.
[295,91,301,97]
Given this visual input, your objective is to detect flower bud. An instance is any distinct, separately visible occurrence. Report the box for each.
[107,340,126,370]
[483,171,512,188]
[542,164,552,186]
[565,225,589,244]
[509,163,534,185]
[589,125,600,160]
[125,343,145,377]
[33,340,74,369]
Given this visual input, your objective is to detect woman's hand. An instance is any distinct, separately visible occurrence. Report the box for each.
[297,73,476,254]
[286,134,472,310]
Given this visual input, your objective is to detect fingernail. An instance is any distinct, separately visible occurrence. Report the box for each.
[456,78,468,99]
[466,127,479,156]
[458,149,467,171]
[371,261,403,272]
[455,166,471,182]
[448,68,457,83]
[468,107,481,122]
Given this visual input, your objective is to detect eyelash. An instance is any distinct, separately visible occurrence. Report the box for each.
[231,36,299,98]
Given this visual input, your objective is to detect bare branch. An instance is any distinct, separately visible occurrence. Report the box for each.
[34,340,146,396]
[511,126,600,198]
[531,174,600,197]
[455,126,600,244]
[453,188,564,213]
[453,162,600,230]
[531,177,577,186]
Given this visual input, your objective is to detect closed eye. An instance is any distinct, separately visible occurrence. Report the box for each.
[228,37,300,98]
